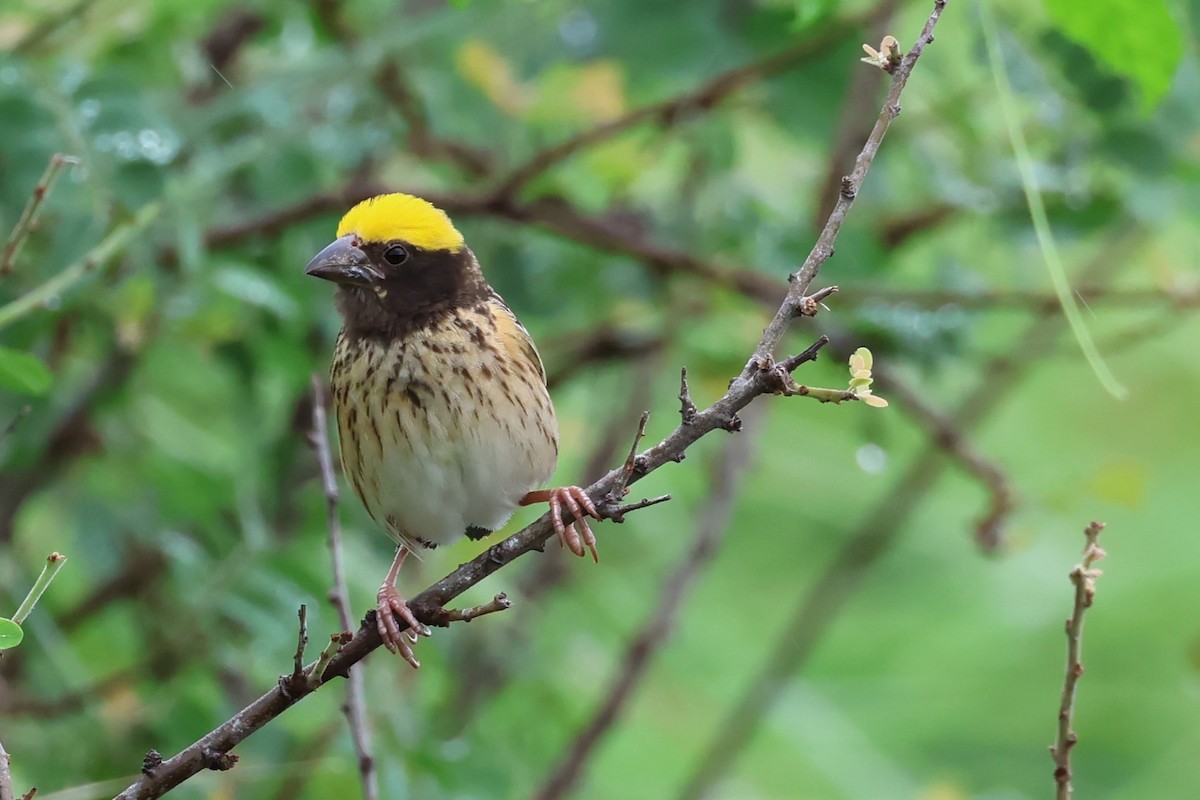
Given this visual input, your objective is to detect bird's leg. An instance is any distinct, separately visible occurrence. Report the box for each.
[520,487,602,563]
[377,545,430,668]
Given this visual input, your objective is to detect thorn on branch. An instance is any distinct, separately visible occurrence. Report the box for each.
[292,604,308,680]
[604,494,672,524]
[797,285,839,317]
[609,412,650,502]
[762,337,832,397]
[141,749,162,776]
[308,632,352,688]
[432,593,513,625]
[777,335,831,374]
[201,748,239,771]
[678,367,697,424]
[279,604,311,699]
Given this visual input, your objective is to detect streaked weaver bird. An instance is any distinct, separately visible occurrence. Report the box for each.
[306,193,602,667]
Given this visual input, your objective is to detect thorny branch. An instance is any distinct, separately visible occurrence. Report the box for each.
[1051,521,1107,800]
[112,1,947,793]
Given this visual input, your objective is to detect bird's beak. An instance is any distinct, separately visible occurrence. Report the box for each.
[305,235,380,287]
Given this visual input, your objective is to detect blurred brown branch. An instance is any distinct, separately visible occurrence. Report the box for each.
[875,365,1015,551]
[488,6,890,200]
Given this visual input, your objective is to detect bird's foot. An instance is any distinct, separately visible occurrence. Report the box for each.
[522,486,602,562]
[376,584,430,669]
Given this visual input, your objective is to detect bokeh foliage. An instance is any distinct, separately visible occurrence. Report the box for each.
[1,0,1198,798]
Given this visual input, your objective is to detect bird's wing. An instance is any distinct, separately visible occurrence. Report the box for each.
[488,291,547,386]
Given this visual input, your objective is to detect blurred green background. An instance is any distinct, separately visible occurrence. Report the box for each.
[2,0,1198,797]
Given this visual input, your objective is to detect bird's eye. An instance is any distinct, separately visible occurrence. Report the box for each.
[383,244,409,266]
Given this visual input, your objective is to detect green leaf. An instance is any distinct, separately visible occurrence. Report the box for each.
[0,617,23,650]
[793,0,837,32]
[212,266,299,319]
[0,346,53,396]
[1043,0,1182,110]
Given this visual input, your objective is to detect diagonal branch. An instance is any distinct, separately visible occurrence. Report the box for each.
[754,0,946,366]
[113,4,947,796]
[1,153,78,277]
[489,6,893,199]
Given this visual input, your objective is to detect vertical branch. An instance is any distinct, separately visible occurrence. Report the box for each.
[1051,521,1107,800]
[534,407,765,800]
[308,376,378,800]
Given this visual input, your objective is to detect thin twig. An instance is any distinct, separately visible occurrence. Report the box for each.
[752,0,946,367]
[12,553,68,625]
[291,605,308,683]
[374,62,493,178]
[1051,521,1107,800]
[437,593,512,624]
[307,634,351,689]
[610,411,650,500]
[0,203,160,331]
[535,408,764,800]
[1,154,78,276]
[605,495,672,524]
[308,375,378,800]
[678,368,697,424]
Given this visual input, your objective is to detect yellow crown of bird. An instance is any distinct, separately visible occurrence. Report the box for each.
[336,193,465,253]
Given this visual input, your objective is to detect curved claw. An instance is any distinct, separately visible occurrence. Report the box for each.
[376,585,430,669]
[547,486,601,563]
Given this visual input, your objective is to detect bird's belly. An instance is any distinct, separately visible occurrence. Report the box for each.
[334,326,558,548]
